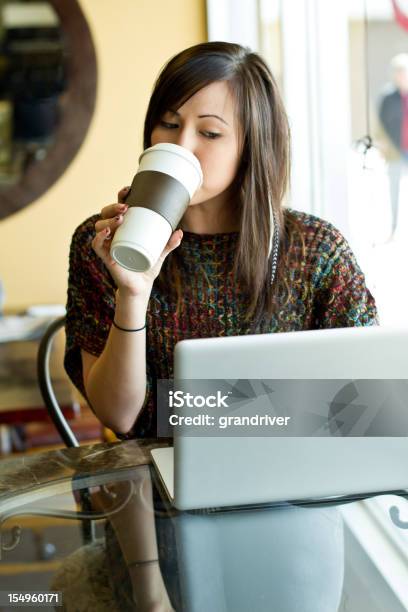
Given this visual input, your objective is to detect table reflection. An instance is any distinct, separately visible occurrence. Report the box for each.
[0,439,407,612]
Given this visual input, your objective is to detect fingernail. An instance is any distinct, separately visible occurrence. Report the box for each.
[124,186,131,192]
[115,215,122,221]
[105,227,111,236]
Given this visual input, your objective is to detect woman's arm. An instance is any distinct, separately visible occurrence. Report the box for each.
[93,467,175,611]
[65,187,183,436]
[81,290,150,434]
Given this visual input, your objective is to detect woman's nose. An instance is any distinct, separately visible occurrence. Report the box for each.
[174,129,197,155]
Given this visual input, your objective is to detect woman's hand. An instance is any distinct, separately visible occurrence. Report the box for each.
[92,186,183,299]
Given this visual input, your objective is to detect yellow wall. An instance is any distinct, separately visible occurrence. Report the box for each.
[0,0,207,310]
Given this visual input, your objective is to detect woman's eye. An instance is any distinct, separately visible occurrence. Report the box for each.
[158,121,221,139]
[160,120,178,129]
[202,131,221,140]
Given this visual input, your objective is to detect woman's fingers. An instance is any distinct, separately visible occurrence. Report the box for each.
[91,226,115,265]
[166,229,183,253]
[100,202,128,220]
[94,213,125,234]
[155,230,183,268]
[118,185,131,203]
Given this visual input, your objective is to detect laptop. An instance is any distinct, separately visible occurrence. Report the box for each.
[150,326,408,510]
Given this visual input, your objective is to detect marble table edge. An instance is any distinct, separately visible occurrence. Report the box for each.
[0,438,171,502]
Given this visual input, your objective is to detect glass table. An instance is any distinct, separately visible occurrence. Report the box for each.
[0,438,408,611]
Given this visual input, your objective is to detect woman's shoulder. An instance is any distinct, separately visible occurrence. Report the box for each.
[284,207,342,236]
[283,207,349,254]
[68,213,114,289]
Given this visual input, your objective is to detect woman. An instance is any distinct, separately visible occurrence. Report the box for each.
[65,42,377,441]
[64,42,377,610]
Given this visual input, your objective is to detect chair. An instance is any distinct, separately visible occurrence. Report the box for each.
[37,315,79,448]
[36,315,96,543]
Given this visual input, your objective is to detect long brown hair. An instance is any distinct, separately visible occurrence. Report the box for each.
[143,41,301,329]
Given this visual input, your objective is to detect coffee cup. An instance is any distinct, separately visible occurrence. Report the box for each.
[110,143,203,272]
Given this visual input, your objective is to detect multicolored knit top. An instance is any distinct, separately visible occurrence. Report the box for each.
[64,208,378,438]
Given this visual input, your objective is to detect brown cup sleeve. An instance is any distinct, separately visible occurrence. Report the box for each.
[124,170,191,230]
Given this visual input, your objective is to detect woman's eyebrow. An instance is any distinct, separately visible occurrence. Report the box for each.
[198,114,229,125]
[167,109,229,126]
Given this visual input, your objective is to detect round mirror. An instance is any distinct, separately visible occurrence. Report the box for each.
[0,0,97,219]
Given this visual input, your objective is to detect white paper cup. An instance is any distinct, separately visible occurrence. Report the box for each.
[110,143,202,272]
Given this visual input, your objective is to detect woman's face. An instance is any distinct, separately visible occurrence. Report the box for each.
[151,80,242,206]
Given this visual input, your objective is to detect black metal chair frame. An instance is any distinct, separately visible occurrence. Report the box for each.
[37,315,79,448]
[36,315,95,542]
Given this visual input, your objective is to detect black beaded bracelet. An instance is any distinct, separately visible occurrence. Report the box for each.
[112,320,146,333]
